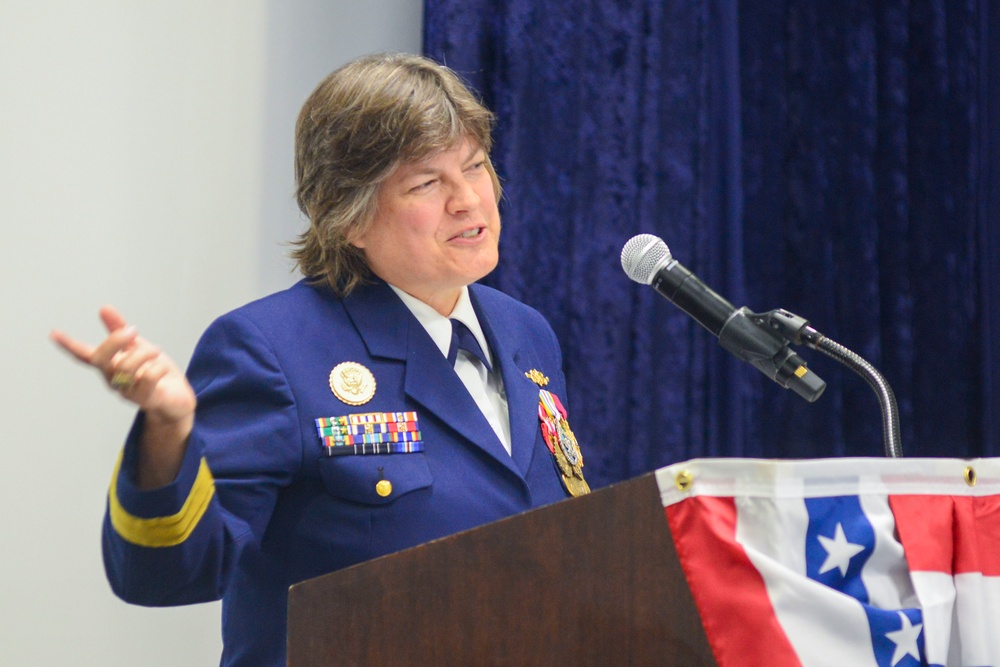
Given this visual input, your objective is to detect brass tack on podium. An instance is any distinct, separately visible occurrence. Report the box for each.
[675,470,694,491]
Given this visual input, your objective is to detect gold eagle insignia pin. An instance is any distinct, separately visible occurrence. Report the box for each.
[329,362,376,406]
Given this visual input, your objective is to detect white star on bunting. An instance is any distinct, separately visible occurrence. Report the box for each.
[817,522,865,577]
[885,611,922,666]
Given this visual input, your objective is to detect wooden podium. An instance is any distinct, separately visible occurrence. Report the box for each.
[287,472,716,665]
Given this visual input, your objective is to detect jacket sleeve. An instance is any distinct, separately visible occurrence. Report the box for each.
[102,311,304,606]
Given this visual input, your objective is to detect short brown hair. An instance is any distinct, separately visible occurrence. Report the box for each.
[291,53,501,295]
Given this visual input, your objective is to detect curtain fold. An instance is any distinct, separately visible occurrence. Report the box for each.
[424,0,998,488]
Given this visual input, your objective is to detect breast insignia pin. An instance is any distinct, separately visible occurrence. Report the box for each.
[329,362,376,406]
[525,369,550,387]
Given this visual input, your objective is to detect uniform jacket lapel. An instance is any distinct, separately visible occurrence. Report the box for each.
[469,286,541,478]
[342,282,523,480]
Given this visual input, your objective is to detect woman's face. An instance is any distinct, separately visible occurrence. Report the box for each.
[352,138,501,315]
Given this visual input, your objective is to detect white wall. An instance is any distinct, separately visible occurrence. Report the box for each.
[0,1,421,664]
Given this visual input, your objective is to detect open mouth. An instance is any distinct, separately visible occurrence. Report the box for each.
[453,227,484,240]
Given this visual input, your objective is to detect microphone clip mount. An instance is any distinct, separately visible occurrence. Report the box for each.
[718,308,827,403]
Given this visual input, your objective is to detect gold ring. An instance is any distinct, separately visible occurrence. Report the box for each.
[110,371,134,391]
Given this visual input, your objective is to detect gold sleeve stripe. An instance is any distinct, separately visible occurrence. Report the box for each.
[108,450,216,548]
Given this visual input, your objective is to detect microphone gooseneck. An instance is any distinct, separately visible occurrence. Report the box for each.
[622,233,903,457]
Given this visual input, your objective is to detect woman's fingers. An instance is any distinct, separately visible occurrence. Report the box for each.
[99,304,129,333]
[106,339,162,393]
[52,308,157,396]
[91,326,137,366]
[51,306,138,370]
[49,329,96,364]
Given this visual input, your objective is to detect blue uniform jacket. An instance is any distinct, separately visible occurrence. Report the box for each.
[103,279,575,666]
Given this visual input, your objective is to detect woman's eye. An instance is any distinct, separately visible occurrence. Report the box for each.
[411,179,436,192]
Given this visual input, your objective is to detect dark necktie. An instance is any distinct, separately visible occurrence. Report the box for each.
[447,319,492,372]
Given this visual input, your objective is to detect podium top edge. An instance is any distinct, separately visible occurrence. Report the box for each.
[655,457,1000,506]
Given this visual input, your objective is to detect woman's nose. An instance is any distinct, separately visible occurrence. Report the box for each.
[447,178,482,214]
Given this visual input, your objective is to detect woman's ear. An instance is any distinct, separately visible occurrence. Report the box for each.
[345,224,368,249]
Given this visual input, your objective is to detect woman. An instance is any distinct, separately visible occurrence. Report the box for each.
[51,53,588,666]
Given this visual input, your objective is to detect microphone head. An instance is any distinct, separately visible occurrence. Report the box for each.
[621,234,672,285]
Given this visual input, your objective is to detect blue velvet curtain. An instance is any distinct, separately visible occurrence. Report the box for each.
[424,1,999,488]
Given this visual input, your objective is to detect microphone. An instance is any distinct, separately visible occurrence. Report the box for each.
[621,234,826,402]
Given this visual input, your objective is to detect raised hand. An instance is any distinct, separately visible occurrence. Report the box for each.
[51,305,196,488]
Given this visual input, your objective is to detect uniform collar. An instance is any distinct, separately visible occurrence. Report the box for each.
[388,284,492,368]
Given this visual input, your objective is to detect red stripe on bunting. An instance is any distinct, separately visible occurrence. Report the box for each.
[666,496,801,667]
[891,494,1000,576]
[888,495,954,574]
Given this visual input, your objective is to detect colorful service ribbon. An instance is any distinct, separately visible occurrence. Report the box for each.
[315,411,424,456]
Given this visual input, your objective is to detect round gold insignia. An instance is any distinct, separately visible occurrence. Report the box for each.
[329,362,376,406]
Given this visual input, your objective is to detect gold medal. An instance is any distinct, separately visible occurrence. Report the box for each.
[551,417,590,496]
[562,473,591,497]
[537,388,590,497]
[329,362,376,406]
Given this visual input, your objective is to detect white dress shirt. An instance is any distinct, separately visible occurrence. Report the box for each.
[389,285,512,455]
